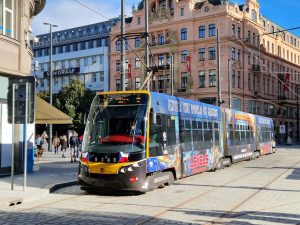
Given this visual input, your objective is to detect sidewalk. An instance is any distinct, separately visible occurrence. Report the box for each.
[0,149,78,208]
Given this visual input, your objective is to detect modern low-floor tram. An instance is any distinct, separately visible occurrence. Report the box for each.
[78,91,275,192]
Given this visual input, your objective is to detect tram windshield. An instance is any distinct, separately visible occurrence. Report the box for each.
[82,93,149,154]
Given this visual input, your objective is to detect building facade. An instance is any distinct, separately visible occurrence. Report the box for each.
[110,0,300,142]
[33,18,120,93]
[0,0,46,175]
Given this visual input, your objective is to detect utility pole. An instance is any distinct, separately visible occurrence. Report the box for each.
[145,0,150,90]
[217,29,222,106]
[121,0,126,91]
[43,23,58,152]
[170,52,174,96]
[228,58,232,109]
[297,85,299,142]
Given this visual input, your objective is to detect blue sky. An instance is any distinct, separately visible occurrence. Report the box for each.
[32,0,300,36]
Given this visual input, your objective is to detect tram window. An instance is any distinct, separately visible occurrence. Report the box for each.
[193,123,203,150]
[235,130,241,145]
[166,116,176,146]
[203,122,208,129]
[198,121,202,129]
[214,123,218,129]
[214,122,219,145]
[192,120,197,129]
[186,120,191,129]
[241,130,246,145]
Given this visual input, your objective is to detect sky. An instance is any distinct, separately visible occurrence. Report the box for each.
[32,0,300,36]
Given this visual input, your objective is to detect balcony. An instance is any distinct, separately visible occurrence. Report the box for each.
[177,88,186,93]
[251,64,261,72]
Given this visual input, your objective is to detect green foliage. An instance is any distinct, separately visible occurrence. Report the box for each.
[38,79,96,135]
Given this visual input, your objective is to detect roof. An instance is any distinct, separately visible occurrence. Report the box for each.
[35,96,73,124]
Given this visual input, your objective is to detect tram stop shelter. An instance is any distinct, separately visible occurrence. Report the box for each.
[35,96,73,124]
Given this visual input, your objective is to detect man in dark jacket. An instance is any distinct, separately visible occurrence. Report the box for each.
[70,131,80,162]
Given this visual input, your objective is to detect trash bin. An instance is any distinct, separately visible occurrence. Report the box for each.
[27,147,34,173]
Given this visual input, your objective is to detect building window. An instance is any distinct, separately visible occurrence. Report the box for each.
[158,75,164,90]
[209,70,216,87]
[180,7,184,16]
[92,73,97,82]
[54,78,59,86]
[248,74,251,90]
[232,70,235,88]
[198,48,205,61]
[208,24,216,37]
[135,37,141,48]
[88,40,93,49]
[237,71,241,88]
[137,17,141,25]
[231,47,235,61]
[237,27,241,39]
[181,72,187,88]
[84,58,89,66]
[232,24,235,36]
[208,47,215,60]
[181,28,187,40]
[199,70,205,88]
[199,25,205,38]
[237,49,241,62]
[135,57,141,68]
[0,0,15,38]
[181,50,187,63]
[80,41,86,50]
[116,79,121,91]
[135,77,140,90]
[158,33,164,45]
[116,40,121,51]
[232,98,241,111]
[116,60,121,71]
[158,54,164,66]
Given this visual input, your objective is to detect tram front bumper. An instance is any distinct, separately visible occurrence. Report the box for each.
[78,163,147,192]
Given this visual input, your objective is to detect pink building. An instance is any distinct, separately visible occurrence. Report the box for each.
[110,0,300,142]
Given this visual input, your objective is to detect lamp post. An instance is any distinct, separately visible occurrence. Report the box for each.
[43,23,58,152]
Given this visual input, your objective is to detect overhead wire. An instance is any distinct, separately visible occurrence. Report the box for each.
[72,0,109,20]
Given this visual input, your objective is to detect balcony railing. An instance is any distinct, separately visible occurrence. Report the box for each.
[251,64,260,72]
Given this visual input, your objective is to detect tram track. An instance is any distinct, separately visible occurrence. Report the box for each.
[4,153,297,225]
[207,159,300,225]
[134,156,283,225]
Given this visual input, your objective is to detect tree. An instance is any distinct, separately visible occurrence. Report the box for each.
[38,79,96,135]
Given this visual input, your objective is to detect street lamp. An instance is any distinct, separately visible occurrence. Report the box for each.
[43,23,58,152]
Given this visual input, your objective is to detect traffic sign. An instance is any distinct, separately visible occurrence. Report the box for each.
[279,125,286,134]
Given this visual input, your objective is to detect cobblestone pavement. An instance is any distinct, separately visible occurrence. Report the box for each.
[0,147,300,225]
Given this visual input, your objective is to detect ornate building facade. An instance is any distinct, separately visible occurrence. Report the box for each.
[110,0,300,142]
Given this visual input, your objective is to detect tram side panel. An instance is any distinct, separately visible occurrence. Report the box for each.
[223,108,256,163]
[255,115,274,155]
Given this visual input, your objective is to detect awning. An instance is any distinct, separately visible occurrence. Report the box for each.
[35,96,73,124]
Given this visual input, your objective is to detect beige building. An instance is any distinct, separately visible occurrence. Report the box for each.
[110,0,300,142]
[0,0,45,174]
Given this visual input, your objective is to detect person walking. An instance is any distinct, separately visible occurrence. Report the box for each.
[70,131,79,163]
[53,136,60,154]
[60,135,68,158]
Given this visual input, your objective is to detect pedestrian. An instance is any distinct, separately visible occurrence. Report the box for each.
[70,131,80,163]
[35,134,44,161]
[60,135,68,158]
[53,136,60,154]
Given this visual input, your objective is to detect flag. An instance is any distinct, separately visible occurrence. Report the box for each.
[284,73,290,91]
[186,56,191,73]
[128,63,132,79]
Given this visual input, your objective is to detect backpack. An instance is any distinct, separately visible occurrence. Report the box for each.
[70,136,75,146]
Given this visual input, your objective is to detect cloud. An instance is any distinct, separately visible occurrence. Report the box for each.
[32,0,139,35]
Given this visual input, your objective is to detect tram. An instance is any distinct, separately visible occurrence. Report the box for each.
[78,91,275,192]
